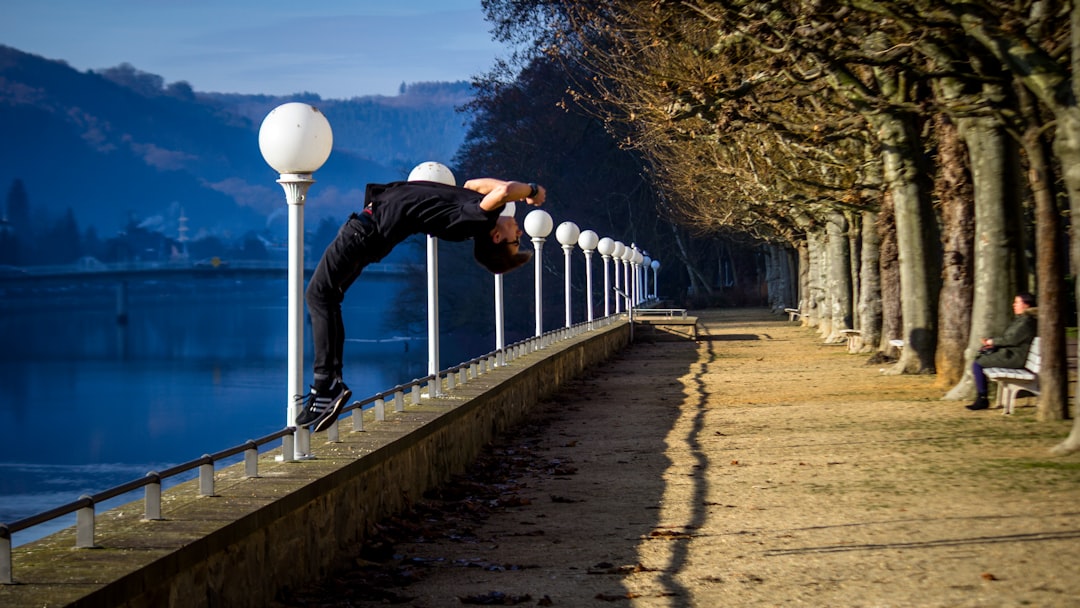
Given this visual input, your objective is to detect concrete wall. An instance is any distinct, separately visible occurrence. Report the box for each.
[1,322,629,608]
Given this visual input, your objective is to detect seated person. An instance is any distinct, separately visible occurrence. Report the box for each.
[967,292,1038,410]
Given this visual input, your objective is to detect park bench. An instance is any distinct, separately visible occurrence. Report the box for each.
[984,337,1041,415]
[786,300,803,321]
[633,308,699,340]
[839,329,861,352]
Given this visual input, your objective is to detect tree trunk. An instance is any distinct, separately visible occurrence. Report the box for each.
[933,113,975,388]
[849,211,862,329]
[944,114,1020,400]
[805,226,826,330]
[765,243,797,314]
[1017,83,1069,421]
[875,112,939,374]
[785,245,799,312]
[1050,106,1080,453]
[858,210,882,354]
[824,210,853,342]
[797,239,810,325]
[878,194,903,355]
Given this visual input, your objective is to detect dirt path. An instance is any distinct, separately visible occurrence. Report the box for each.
[276,308,1080,607]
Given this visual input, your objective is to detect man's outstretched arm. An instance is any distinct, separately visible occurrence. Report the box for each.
[464,178,546,211]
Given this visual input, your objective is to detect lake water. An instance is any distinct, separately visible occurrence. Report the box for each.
[0,274,454,545]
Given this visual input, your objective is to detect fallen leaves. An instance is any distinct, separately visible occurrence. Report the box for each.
[595,591,642,601]
[458,590,533,605]
[587,561,658,574]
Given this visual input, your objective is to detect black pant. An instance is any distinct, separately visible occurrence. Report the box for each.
[305,212,384,381]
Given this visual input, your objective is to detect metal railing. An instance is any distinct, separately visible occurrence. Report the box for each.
[0,313,620,584]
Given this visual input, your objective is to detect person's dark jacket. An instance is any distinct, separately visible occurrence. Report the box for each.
[975,308,1038,368]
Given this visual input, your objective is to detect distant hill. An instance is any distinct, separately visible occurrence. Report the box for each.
[0,45,474,241]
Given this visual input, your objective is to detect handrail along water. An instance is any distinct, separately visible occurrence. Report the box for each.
[0,312,625,584]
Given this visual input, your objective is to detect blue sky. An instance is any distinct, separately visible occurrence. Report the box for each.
[3,0,507,99]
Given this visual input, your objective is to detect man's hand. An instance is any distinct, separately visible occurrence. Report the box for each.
[527,183,546,206]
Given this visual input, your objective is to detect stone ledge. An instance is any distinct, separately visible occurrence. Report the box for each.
[0,322,630,608]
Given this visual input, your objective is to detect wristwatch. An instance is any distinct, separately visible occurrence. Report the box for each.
[528,182,539,198]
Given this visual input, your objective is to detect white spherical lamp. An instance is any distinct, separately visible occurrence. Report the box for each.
[578,230,599,251]
[524,209,553,238]
[556,221,580,247]
[597,237,615,257]
[258,102,333,174]
[408,161,456,186]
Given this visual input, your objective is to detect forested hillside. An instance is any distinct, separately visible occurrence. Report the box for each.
[0,44,473,264]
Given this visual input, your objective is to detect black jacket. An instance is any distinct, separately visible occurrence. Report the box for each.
[975,308,1038,368]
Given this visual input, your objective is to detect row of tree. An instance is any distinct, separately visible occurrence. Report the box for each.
[455,0,1078,453]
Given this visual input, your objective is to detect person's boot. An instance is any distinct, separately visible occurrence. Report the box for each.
[965,393,990,410]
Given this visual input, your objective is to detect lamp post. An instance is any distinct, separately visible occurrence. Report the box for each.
[597,237,615,317]
[631,248,642,307]
[578,230,599,323]
[258,102,332,461]
[524,209,553,338]
[651,259,661,300]
[555,221,580,328]
[639,255,648,302]
[494,202,515,365]
[407,162,455,395]
[632,248,643,307]
[612,241,625,313]
[630,247,639,304]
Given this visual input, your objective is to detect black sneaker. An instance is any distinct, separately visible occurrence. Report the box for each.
[295,378,352,432]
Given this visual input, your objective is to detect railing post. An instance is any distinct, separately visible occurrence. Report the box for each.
[76,495,96,549]
[327,419,340,443]
[144,472,163,520]
[199,456,215,497]
[1,524,12,584]
[394,389,405,413]
[446,370,456,391]
[351,405,364,432]
[244,441,260,478]
[411,383,422,405]
[282,432,295,463]
[375,397,386,421]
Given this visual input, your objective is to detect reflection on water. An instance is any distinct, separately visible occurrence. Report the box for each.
[0,276,435,543]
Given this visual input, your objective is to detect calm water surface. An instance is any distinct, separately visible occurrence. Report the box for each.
[0,275,437,545]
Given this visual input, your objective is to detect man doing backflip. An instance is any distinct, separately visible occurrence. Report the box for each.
[297,177,547,431]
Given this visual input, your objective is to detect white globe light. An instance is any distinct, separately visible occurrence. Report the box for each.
[258,102,333,174]
[651,259,661,270]
[524,209,553,238]
[612,241,626,258]
[634,251,644,264]
[556,221,580,246]
[597,237,615,256]
[643,255,652,266]
[578,229,599,251]
[408,161,456,186]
